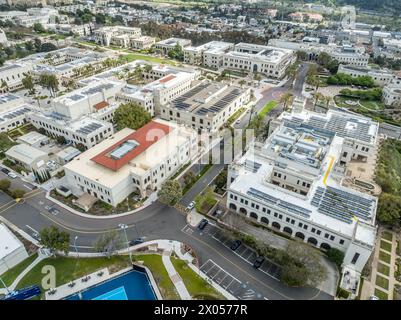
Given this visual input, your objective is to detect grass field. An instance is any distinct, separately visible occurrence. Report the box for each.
[379,251,392,264]
[380,240,393,253]
[258,100,278,118]
[0,253,38,288]
[377,262,391,277]
[374,288,388,300]
[134,254,179,300]
[171,257,225,300]
[16,256,131,299]
[123,53,176,65]
[382,231,393,242]
[375,275,390,290]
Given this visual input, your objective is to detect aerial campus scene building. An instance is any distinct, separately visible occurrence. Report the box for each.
[0,0,400,306]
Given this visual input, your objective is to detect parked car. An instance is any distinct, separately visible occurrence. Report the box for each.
[1,167,10,174]
[253,256,265,269]
[230,240,242,251]
[186,201,195,211]
[49,207,59,215]
[129,238,144,246]
[8,172,17,179]
[198,219,209,230]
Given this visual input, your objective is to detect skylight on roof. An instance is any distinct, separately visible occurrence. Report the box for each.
[109,140,139,160]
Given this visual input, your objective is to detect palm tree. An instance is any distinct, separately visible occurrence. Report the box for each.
[280,92,294,112]
[39,74,59,98]
[22,73,35,96]
[314,92,324,108]
[1,80,9,92]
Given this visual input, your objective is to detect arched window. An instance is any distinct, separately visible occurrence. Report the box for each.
[272,222,281,230]
[261,217,269,225]
[307,237,318,246]
[283,227,293,235]
[229,203,237,211]
[239,207,247,215]
[250,212,258,220]
[295,232,305,240]
[320,243,331,251]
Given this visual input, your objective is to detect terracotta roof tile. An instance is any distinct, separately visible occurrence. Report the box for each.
[91,121,171,171]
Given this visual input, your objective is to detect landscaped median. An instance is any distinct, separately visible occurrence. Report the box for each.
[258,100,278,118]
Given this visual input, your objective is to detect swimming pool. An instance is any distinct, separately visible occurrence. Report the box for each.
[65,269,157,300]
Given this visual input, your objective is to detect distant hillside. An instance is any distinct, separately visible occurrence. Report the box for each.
[335,0,401,13]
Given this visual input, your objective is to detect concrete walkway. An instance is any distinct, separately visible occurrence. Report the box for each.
[0,250,47,295]
[162,250,191,300]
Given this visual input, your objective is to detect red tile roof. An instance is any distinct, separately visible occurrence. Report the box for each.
[91,121,172,171]
[94,101,109,111]
[159,74,176,83]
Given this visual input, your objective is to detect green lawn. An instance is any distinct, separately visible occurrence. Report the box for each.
[134,254,179,300]
[377,262,391,277]
[16,255,131,299]
[0,253,38,288]
[375,275,390,290]
[374,288,388,300]
[123,53,176,65]
[382,231,393,242]
[379,251,392,264]
[380,240,393,253]
[258,100,278,118]
[359,99,385,110]
[171,257,225,300]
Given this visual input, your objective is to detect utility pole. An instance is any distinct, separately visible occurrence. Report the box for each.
[119,224,132,265]
[73,236,79,259]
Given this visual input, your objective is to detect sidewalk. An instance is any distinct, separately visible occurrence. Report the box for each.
[162,250,191,300]
[0,250,47,295]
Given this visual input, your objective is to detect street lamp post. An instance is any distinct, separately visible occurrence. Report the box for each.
[0,276,10,295]
[119,224,132,265]
[73,236,79,258]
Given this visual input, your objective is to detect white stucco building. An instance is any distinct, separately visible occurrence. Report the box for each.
[227,106,380,275]
[64,119,198,207]
[222,43,296,79]
[154,38,192,55]
[160,80,251,133]
[184,41,234,69]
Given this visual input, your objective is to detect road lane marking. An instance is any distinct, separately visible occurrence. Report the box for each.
[183,228,323,300]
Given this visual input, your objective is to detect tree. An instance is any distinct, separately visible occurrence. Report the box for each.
[40,42,58,53]
[113,102,151,131]
[377,193,401,225]
[56,136,66,145]
[183,171,196,186]
[33,22,45,33]
[283,242,327,287]
[280,92,294,111]
[39,226,70,256]
[0,179,11,192]
[22,73,35,95]
[39,73,59,97]
[94,230,124,258]
[248,114,264,137]
[326,248,345,269]
[158,180,182,206]
[167,43,184,61]
[12,189,26,199]
[214,169,227,189]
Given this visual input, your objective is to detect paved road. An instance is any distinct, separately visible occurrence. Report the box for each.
[0,190,331,300]
[0,63,333,299]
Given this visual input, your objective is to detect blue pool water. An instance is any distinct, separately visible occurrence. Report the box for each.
[65,270,157,300]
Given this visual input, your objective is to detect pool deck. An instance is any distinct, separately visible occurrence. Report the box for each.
[45,267,111,300]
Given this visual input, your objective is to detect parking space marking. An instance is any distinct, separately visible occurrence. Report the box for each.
[211,229,282,282]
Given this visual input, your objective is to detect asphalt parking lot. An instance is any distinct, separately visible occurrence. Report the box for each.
[200,259,265,300]
[205,224,282,280]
